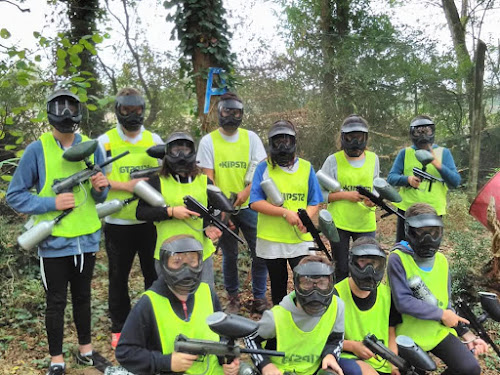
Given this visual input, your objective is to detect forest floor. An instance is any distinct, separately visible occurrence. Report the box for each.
[0,197,499,374]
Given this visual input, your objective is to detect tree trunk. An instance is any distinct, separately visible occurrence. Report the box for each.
[192,48,217,132]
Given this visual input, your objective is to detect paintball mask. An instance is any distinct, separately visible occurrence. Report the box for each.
[341,119,368,157]
[218,99,244,132]
[348,243,387,291]
[405,214,443,258]
[159,237,204,295]
[115,94,145,132]
[47,89,82,133]
[164,132,197,175]
[293,262,335,316]
[410,118,435,149]
[269,121,297,167]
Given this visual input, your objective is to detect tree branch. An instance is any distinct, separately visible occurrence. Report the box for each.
[0,0,30,13]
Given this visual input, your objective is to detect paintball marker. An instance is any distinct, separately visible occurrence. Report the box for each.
[455,292,500,358]
[129,144,165,179]
[175,312,285,363]
[363,334,436,375]
[297,209,338,261]
[356,178,405,220]
[413,149,444,192]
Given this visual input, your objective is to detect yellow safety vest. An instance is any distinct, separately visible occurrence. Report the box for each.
[327,151,376,232]
[104,128,159,220]
[257,159,313,243]
[35,133,101,237]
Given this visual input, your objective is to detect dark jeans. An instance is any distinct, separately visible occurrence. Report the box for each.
[338,358,362,375]
[330,229,376,282]
[43,253,96,356]
[265,256,304,305]
[105,223,157,333]
[219,208,268,299]
[428,333,481,375]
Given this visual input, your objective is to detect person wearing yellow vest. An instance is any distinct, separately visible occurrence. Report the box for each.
[387,115,461,243]
[249,256,347,375]
[250,120,324,306]
[136,131,222,286]
[197,92,268,314]
[115,235,239,375]
[6,89,112,375]
[97,87,163,349]
[318,115,379,282]
[335,237,400,375]
[387,204,488,375]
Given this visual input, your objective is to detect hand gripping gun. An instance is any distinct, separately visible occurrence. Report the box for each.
[297,209,339,261]
[413,149,444,192]
[356,178,405,220]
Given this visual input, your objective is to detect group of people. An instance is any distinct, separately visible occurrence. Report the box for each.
[5,87,490,375]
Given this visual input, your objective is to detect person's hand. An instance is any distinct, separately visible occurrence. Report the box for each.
[124,177,148,193]
[407,175,421,188]
[170,351,198,372]
[261,363,282,375]
[344,191,364,203]
[352,341,375,360]
[362,197,376,207]
[205,226,222,241]
[466,337,489,357]
[172,206,200,220]
[233,190,250,207]
[55,193,75,210]
[222,358,240,375]
[441,309,470,328]
[429,148,442,170]
[90,172,109,192]
[283,209,301,227]
[391,365,401,375]
[321,354,344,375]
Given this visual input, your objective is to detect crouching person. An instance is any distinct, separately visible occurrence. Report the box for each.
[115,235,239,375]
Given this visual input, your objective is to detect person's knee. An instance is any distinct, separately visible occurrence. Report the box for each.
[455,360,481,375]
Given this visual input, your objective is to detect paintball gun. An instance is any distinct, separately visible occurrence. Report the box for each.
[129,144,165,179]
[175,311,285,363]
[356,178,405,220]
[413,149,444,192]
[455,291,500,358]
[297,209,339,261]
[363,334,436,375]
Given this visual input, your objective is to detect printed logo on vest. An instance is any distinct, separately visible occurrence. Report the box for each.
[218,161,247,169]
[119,165,152,174]
[282,192,306,202]
[342,184,371,192]
[281,354,320,364]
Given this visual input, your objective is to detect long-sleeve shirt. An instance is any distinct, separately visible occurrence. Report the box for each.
[6,133,108,258]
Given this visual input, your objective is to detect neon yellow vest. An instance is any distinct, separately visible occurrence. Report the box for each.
[143,283,223,375]
[154,174,215,261]
[257,159,313,243]
[394,147,448,215]
[391,250,455,351]
[211,128,250,206]
[35,133,101,237]
[336,278,392,373]
[105,128,159,220]
[270,292,338,375]
[327,151,376,232]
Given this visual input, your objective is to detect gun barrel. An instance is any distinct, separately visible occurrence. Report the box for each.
[363,335,408,371]
[356,186,405,220]
[130,166,161,180]
[297,209,332,261]
[100,150,130,169]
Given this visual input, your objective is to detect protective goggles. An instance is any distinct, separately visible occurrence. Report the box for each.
[408,226,443,241]
[47,97,81,116]
[271,134,295,148]
[220,107,243,119]
[411,125,434,137]
[296,275,334,296]
[343,131,367,143]
[164,251,202,271]
[352,255,386,272]
[167,140,195,157]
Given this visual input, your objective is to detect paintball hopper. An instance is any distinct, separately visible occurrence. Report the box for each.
[318,209,340,243]
[373,178,402,203]
[146,144,166,159]
[133,180,166,207]
[415,149,434,167]
[62,140,98,162]
[207,312,258,339]
[396,335,436,371]
[260,178,284,207]
[479,292,500,322]
[207,185,235,213]
[316,170,341,192]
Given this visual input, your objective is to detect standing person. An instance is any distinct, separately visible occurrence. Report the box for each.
[387,203,488,375]
[197,92,268,314]
[319,115,379,282]
[6,89,112,375]
[97,87,163,349]
[387,115,460,242]
[136,131,222,287]
[250,120,324,305]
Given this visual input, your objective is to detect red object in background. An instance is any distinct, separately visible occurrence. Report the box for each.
[469,172,500,230]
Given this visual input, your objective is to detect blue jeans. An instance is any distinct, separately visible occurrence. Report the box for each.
[219,207,268,299]
[338,358,362,375]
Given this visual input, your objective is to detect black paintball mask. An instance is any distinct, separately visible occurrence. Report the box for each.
[269,121,297,167]
[218,99,244,132]
[348,244,387,291]
[341,121,368,157]
[405,214,443,258]
[159,237,204,296]
[164,132,197,175]
[47,89,82,133]
[115,94,146,132]
[410,118,435,149]
[293,262,335,317]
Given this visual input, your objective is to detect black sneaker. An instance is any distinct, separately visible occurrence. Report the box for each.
[46,364,65,375]
[75,350,112,373]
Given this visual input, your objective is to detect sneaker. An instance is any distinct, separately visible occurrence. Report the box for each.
[225,294,240,314]
[111,332,121,349]
[46,364,65,375]
[251,298,269,314]
[75,350,113,372]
